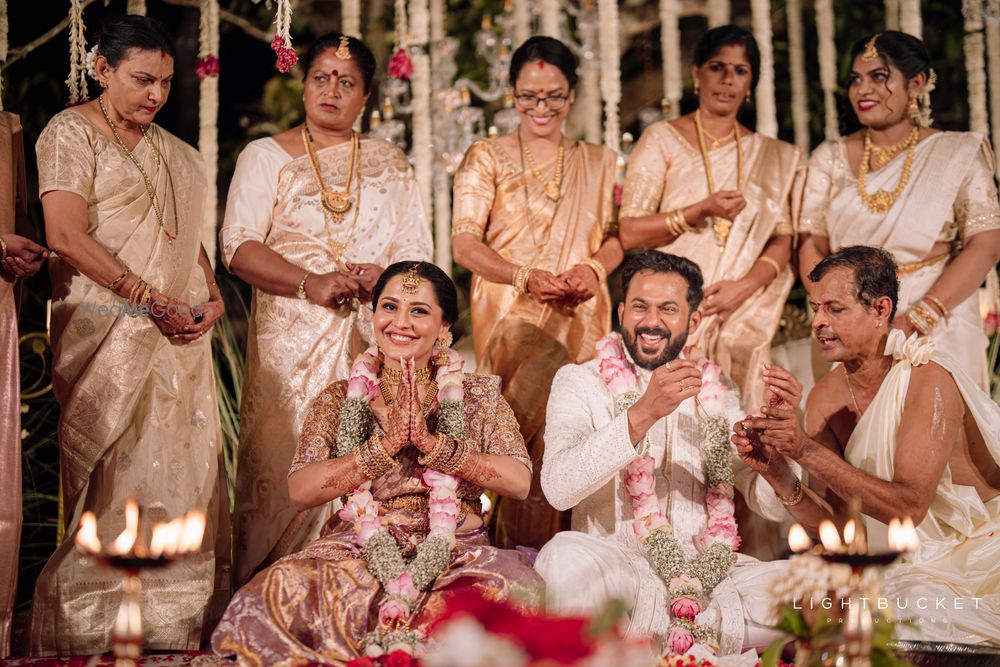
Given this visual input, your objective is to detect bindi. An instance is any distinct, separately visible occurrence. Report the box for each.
[536,60,546,70]
[330,69,339,77]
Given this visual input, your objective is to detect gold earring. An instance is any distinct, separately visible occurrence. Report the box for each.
[908,97,919,120]
[745,90,751,103]
[434,331,453,365]
[693,80,699,96]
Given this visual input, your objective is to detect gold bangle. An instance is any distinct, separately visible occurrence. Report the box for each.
[418,432,449,467]
[106,269,130,291]
[777,479,804,506]
[906,310,930,335]
[452,222,485,238]
[578,258,607,284]
[923,294,950,319]
[0,235,7,263]
[513,264,534,295]
[297,271,311,301]
[127,279,144,307]
[756,256,782,280]
[911,303,938,331]
[674,209,694,234]
[439,438,472,475]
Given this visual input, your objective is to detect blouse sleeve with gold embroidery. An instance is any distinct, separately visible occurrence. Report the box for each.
[36,112,97,201]
[451,140,498,240]
[620,122,672,219]
[288,382,347,477]
[955,137,1000,241]
[465,374,531,471]
[799,141,839,237]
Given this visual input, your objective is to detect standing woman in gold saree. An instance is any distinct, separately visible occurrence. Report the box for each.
[222,33,432,587]
[29,16,229,653]
[619,25,803,413]
[452,36,622,550]
[798,31,1000,388]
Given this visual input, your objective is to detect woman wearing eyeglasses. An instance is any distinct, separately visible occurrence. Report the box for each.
[451,36,623,550]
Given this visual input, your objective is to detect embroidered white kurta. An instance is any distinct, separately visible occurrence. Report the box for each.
[535,355,791,655]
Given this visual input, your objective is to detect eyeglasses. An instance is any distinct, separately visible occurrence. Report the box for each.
[514,93,570,110]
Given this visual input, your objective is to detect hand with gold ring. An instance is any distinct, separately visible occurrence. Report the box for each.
[629,359,703,424]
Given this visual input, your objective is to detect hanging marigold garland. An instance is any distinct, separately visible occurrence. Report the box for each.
[67,0,89,105]
[271,0,297,73]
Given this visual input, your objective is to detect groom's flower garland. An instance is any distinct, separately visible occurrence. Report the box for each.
[335,346,466,656]
[596,333,739,657]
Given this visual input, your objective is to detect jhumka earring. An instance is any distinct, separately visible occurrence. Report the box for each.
[402,263,421,294]
[908,97,920,120]
[434,330,453,364]
[336,35,352,60]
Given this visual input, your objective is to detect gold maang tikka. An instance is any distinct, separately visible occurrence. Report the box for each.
[402,264,422,294]
[336,35,352,60]
[861,33,881,62]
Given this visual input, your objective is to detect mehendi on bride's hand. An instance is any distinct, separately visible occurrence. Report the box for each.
[455,452,502,486]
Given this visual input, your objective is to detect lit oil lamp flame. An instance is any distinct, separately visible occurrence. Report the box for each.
[75,511,102,554]
[179,511,206,554]
[843,519,856,547]
[888,516,919,552]
[819,520,843,552]
[110,498,140,556]
[787,523,812,553]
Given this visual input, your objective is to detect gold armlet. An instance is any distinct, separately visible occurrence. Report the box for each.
[452,222,485,238]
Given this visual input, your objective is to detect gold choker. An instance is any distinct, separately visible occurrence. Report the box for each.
[380,366,431,384]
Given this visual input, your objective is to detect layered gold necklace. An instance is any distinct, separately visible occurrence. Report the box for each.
[378,366,437,408]
[856,125,919,215]
[519,133,565,201]
[693,109,743,253]
[99,94,178,243]
[302,125,363,261]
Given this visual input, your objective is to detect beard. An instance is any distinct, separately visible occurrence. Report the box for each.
[622,325,689,371]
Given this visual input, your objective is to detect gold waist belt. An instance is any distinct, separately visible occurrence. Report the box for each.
[380,493,483,517]
[897,252,949,275]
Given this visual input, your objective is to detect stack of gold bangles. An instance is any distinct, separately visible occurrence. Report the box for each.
[665,209,695,237]
[906,294,949,335]
[777,478,804,506]
[355,434,397,479]
[418,432,472,474]
[578,257,607,284]
[0,235,7,263]
[513,264,534,295]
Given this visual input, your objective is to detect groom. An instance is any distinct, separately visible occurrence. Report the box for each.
[535,250,794,657]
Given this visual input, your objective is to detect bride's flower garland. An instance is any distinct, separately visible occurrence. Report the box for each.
[336,346,466,656]
[596,333,739,657]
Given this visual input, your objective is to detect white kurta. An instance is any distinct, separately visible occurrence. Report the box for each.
[535,355,792,655]
[845,330,1000,645]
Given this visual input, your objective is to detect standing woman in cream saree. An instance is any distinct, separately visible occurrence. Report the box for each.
[451,36,622,550]
[619,26,803,413]
[29,17,229,654]
[222,34,431,587]
[799,31,1000,388]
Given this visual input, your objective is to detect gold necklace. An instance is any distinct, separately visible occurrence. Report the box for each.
[844,372,863,416]
[519,133,565,201]
[694,109,743,253]
[856,125,919,215]
[302,126,363,261]
[99,94,178,243]
[303,125,359,222]
[700,125,735,149]
[868,130,914,168]
[378,368,438,408]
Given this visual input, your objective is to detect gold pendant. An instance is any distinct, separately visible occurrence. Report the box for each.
[322,190,352,215]
[329,240,349,261]
[712,217,732,252]
[544,181,560,201]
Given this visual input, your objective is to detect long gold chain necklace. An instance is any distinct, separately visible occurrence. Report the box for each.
[519,131,565,201]
[378,366,438,408]
[856,125,919,215]
[303,125,359,222]
[302,126,363,261]
[844,372,863,416]
[700,125,735,149]
[99,94,178,243]
[694,109,743,253]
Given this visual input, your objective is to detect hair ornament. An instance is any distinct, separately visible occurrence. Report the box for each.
[336,35,352,60]
[402,263,422,294]
[861,33,882,62]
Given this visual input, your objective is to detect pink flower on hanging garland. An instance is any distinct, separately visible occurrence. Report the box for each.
[271,34,298,73]
[388,48,414,81]
[195,55,220,80]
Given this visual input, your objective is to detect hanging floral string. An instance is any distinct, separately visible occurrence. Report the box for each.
[198,0,220,261]
[126,0,146,16]
[0,0,8,111]
[388,0,412,80]
[964,0,988,134]
[659,0,681,119]
[816,0,840,141]
[410,0,433,217]
[900,0,922,39]
[885,0,900,30]
[787,0,810,153]
[986,15,1000,174]
[342,0,361,39]
[706,0,729,28]
[271,0,297,73]
[540,0,560,38]
[67,0,89,105]
[750,0,777,138]
[598,0,621,153]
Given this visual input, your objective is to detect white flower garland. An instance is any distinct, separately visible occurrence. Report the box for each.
[67,0,89,105]
[816,0,840,141]
[595,334,739,657]
[787,0,810,153]
[965,0,988,135]
[540,0,561,38]
[271,0,297,73]
[433,166,452,275]
[706,0,730,28]
[598,0,621,153]
[900,0,922,39]
[343,0,361,39]
[395,0,410,47]
[659,0,681,120]
[336,346,466,656]
[0,0,7,111]
[429,0,444,42]
[750,0,777,138]
[126,0,146,16]
[513,0,531,48]
[885,0,900,30]
[985,14,1000,167]
[198,0,220,261]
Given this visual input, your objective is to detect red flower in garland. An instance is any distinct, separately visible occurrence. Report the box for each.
[345,659,376,667]
[195,55,220,80]
[271,34,298,73]
[388,48,414,81]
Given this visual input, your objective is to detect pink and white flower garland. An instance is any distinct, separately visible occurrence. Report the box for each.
[336,346,466,656]
[596,333,739,657]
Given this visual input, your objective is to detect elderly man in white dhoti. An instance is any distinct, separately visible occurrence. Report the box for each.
[535,250,800,660]
[736,245,1000,645]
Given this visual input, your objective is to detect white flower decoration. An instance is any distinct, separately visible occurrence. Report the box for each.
[85,44,99,81]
